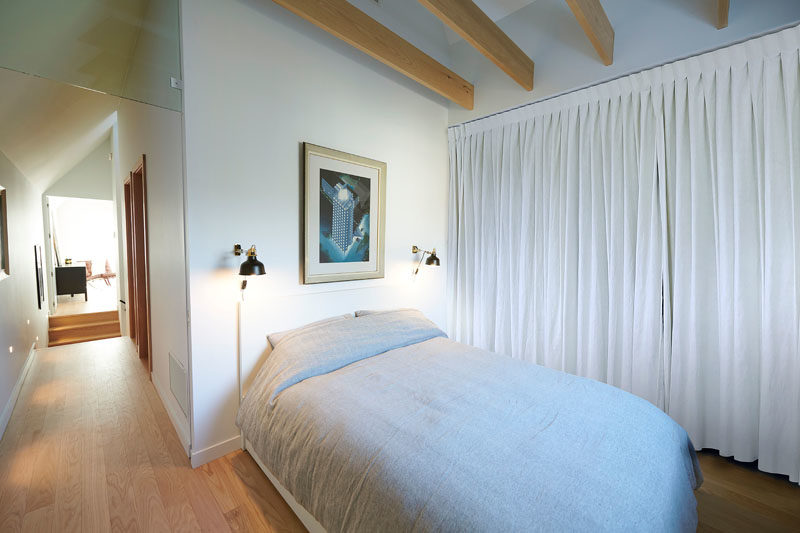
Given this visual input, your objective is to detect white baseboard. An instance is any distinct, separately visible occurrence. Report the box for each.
[191,434,242,468]
[152,373,191,456]
[0,343,36,439]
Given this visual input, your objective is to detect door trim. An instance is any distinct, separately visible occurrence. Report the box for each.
[124,155,152,378]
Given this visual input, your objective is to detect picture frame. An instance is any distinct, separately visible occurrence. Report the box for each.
[303,143,386,284]
[0,186,8,279]
[34,245,44,309]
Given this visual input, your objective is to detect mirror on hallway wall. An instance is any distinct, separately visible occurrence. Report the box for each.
[0,0,182,112]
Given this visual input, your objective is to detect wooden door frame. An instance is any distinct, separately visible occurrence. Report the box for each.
[124,155,152,378]
[123,181,136,341]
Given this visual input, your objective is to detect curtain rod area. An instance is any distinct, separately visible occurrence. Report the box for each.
[450,20,800,129]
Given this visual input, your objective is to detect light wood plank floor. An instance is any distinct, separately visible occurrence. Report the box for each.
[696,452,800,531]
[0,337,304,532]
[0,337,798,532]
[54,279,118,316]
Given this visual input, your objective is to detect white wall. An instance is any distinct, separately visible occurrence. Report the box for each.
[448,0,800,124]
[46,138,112,200]
[0,151,48,436]
[181,0,450,465]
[114,97,191,449]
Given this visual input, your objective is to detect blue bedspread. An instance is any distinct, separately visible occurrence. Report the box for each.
[238,310,701,532]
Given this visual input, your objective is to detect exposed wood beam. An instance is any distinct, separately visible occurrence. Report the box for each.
[271,0,474,109]
[418,0,534,91]
[716,0,730,29]
[564,0,614,66]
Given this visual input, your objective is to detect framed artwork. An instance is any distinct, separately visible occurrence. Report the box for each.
[34,245,44,309]
[304,143,386,284]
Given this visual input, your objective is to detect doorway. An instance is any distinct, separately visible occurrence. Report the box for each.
[43,168,124,348]
[124,155,151,375]
[48,195,119,315]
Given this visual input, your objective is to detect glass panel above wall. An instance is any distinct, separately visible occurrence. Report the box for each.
[0,0,182,112]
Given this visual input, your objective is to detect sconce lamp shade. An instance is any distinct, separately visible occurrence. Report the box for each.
[238,245,266,276]
[425,249,440,266]
[239,255,265,276]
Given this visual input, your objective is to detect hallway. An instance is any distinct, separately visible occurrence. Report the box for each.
[0,337,304,532]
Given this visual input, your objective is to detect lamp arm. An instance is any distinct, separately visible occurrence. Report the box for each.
[412,245,432,255]
[414,251,429,275]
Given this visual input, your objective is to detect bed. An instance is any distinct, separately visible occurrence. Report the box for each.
[237,309,702,532]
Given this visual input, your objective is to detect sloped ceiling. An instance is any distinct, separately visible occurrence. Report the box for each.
[0,68,118,191]
[473,0,538,20]
[347,0,539,64]
[442,0,538,44]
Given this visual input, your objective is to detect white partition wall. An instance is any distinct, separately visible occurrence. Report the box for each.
[181,0,450,466]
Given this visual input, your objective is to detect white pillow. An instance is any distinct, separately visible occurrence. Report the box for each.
[355,308,416,317]
[268,314,353,348]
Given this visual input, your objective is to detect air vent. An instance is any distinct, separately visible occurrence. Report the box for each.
[169,352,189,416]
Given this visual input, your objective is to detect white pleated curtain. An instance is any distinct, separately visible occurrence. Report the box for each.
[447,25,800,482]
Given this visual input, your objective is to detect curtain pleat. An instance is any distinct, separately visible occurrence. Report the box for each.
[448,89,666,409]
[448,24,800,482]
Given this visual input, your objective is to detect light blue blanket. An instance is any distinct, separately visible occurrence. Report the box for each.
[238,310,701,532]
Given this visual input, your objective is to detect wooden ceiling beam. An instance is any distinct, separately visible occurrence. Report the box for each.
[271,0,474,109]
[418,0,534,91]
[564,0,615,66]
[716,0,730,29]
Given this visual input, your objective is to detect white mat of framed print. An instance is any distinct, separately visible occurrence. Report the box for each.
[304,143,386,284]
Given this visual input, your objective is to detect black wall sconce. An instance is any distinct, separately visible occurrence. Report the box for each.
[234,243,266,289]
[412,245,440,275]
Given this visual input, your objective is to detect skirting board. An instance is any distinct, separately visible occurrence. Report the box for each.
[0,343,36,439]
[152,373,191,456]
[191,434,242,468]
[245,439,326,533]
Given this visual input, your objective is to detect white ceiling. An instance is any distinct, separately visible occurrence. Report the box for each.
[473,0,539,21]
[0,67,118,191]
[351,0,539,64]
[443,0,539,44]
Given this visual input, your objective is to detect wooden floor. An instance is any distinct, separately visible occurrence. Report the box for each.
[0,337,304,532]
[0,337,797,532]
[696,452,800,531]
[54,279,118,316]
